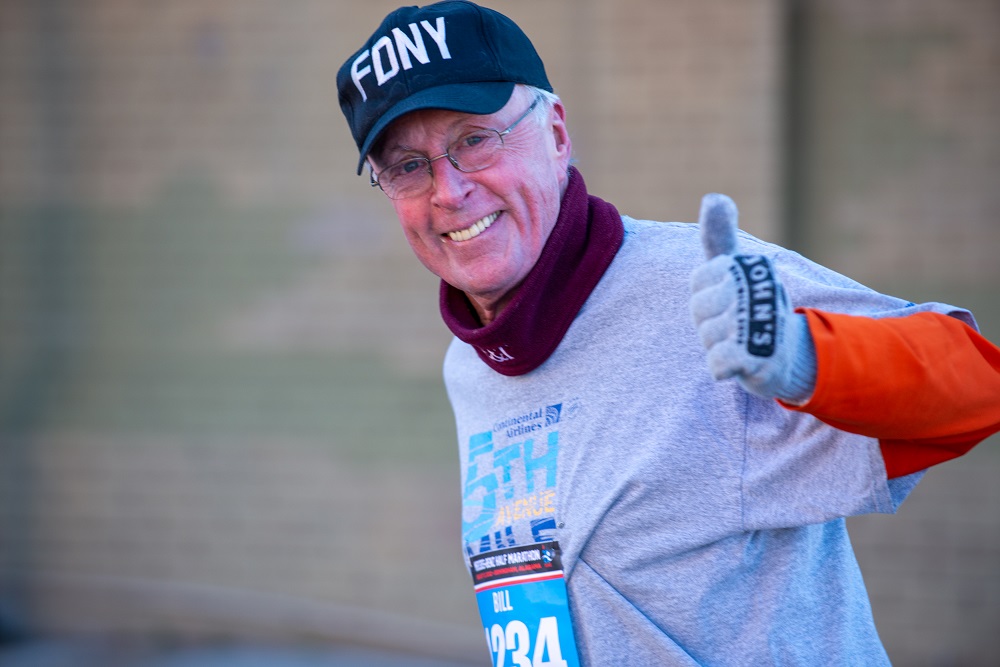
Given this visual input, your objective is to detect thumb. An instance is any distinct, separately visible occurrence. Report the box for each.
[699,193,739,259]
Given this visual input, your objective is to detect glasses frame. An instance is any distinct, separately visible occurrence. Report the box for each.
[370,95,542,200]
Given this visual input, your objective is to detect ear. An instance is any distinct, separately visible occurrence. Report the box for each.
[548,100,573,172]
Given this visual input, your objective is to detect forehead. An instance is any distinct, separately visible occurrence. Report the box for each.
[376,106,495,156]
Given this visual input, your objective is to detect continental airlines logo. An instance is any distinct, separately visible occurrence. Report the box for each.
[495,404,562,438]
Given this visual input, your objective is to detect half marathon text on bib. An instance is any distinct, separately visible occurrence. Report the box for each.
[471,541,579,667]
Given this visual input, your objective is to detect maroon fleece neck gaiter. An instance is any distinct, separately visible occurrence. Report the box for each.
[439,167,625,376]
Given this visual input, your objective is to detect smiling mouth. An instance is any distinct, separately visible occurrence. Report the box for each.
[446,211,500,242]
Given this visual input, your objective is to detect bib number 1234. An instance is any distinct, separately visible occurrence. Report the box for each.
[471,542,580,667]
[486,616,568,667]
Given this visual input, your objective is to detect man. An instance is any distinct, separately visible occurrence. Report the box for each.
[338,2,1000,664]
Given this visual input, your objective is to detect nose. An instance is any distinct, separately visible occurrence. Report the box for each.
[428,154,473,208]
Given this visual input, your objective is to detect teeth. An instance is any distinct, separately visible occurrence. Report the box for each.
[447,212,499,242]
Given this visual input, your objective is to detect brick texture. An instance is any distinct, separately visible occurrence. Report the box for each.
[1,0,997,664]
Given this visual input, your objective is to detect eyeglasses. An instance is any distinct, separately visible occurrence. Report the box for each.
[370,96,541,200]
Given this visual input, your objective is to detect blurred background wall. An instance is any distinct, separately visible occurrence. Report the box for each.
[0,0,997,665]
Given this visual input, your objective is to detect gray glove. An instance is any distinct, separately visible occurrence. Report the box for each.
[689,193,817,403]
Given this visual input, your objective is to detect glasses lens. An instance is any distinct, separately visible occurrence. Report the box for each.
[449,129,503,172]
[375,128,505,199]
[380,158,430,199]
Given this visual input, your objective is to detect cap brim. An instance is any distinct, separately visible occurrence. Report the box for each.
[356,81,516,175]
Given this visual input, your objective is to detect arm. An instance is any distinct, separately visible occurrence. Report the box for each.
[784,309,1000,478]
[691,193,999,478]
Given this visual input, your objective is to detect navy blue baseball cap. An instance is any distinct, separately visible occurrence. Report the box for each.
[338,1,552,174]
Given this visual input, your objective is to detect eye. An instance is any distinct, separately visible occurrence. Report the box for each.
[396,158,427,175]
[455,130,493,152]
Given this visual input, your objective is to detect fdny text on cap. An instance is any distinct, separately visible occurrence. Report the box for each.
[350,17,451,101]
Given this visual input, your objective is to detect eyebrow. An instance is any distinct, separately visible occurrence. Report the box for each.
[378,114,497,162]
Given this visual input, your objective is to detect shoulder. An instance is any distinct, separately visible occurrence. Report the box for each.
[612,215,791,284]
[612,216,701,279]
[613,214,915,317]
[616,214,790,266]
[620,215,700,256]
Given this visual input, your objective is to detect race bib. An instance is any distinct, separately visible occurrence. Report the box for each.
[471,541,580,667]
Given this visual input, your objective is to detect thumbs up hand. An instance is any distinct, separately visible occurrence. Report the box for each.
[689,194,816,403]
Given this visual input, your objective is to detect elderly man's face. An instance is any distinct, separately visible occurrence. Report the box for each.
[370,87,572,323]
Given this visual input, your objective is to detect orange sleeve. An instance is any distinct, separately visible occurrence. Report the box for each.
[783,309,1000,478]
